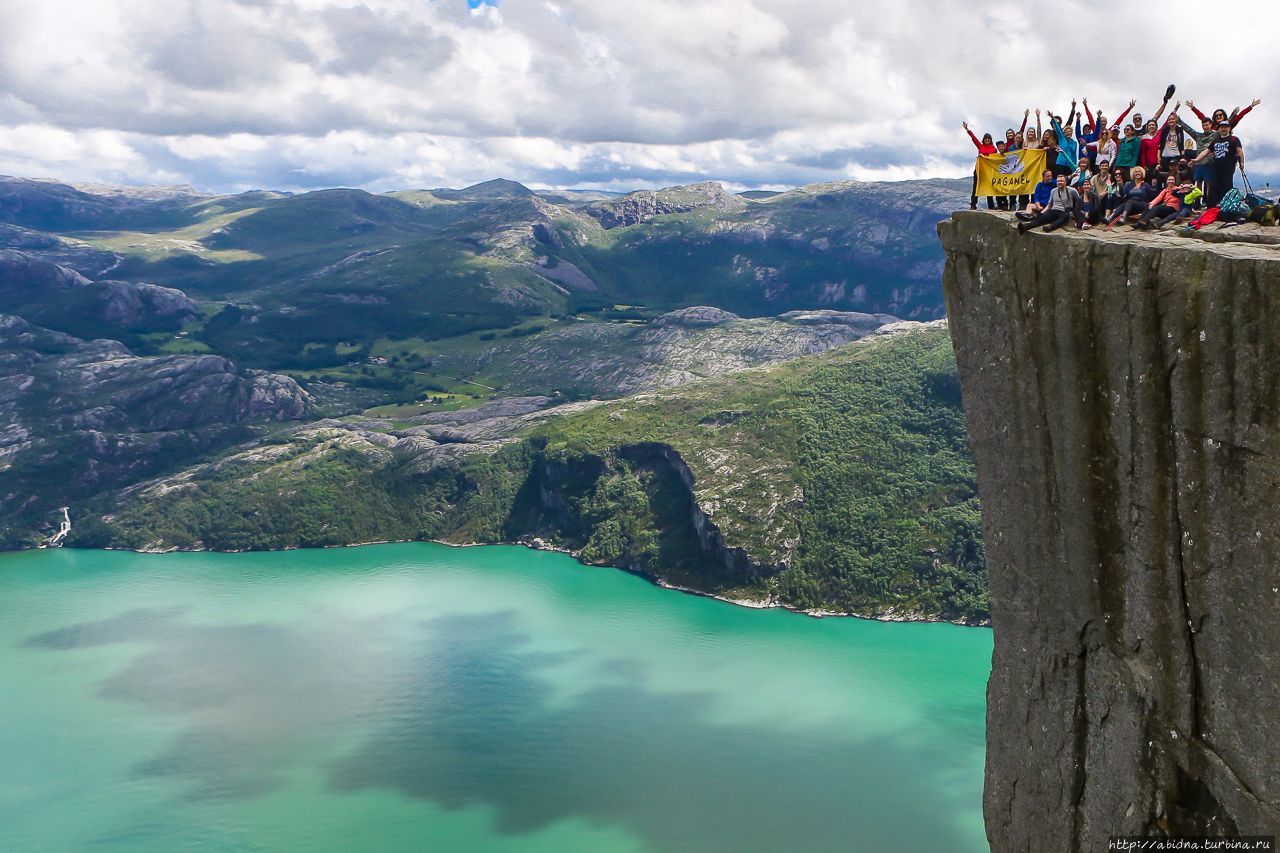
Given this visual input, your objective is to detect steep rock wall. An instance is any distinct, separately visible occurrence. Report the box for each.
[939,211,1280,848]
[531,442,775,582]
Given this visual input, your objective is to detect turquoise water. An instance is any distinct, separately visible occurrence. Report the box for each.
[0,544,991,852]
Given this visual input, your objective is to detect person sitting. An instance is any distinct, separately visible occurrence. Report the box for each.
[1083,159,1113,226]
[1017,171,1057,218]
[1070,159,1093,196]
[1103,168,1125,219]
[1104,166,1157,229]
[1133,176,1191,229]
[1016,174,1082,234]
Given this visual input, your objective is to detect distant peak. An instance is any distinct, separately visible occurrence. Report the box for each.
[457,178,535,198]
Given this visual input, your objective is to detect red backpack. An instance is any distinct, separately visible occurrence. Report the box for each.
[1189,207,1221,230]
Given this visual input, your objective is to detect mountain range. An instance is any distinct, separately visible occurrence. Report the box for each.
[0,173,981,619]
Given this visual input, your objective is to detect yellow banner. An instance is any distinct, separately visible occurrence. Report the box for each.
[975,148,1047,197]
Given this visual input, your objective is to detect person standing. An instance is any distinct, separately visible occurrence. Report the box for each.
[1186,98,1261,130]
[1128,90,1171,136]
[1193,121,1245,208]
[1097,127,1119,165]
[1046,107,1079,177]
[1181,116,1216,201]
[1114,125,1142,176]
[1139,111,1177,174]
[964,121,999,210]
[1155,108,1188,172]
[1024,110,1044,148]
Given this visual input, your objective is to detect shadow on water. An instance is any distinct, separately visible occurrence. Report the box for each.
[25,607,985,852]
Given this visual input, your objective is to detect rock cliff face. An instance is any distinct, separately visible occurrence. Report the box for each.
[0,249,198,335]
[0,314,309,545]
[939,211,1280,847]
[430,307,901,398]
[585,182,749,228]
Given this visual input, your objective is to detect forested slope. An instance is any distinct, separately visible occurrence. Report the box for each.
[93,325,986,622]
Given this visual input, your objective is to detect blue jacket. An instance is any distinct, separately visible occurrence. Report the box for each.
[1032,180,1054,206]
[1079,116,1103,145]
[1051,118,1080,170]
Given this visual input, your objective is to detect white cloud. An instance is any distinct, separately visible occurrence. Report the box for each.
[0,0,1276,191]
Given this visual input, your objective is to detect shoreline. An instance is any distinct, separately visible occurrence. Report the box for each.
[95,534,989,628]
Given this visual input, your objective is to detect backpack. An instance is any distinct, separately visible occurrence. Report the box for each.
[1246,204,1280,226]
[1241,175,1275,208]
[1219,188,1250,216]
[1190,207,1221,229]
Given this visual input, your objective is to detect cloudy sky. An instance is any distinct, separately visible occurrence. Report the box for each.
[1,0,1277,193]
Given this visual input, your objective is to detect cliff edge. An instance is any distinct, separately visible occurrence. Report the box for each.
[939,211,1279,848]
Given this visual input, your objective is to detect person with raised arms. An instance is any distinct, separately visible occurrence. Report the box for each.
[1024,110,1044,148]
[1088,98,1137,136]
[964,120,999,210]
[1047,106,1078,177]
[1003,110,1030,152]
[1185,98,1261,130]
[1139,107,1180,174]
[1128,86,1173,135]
[1192,120,1246,208]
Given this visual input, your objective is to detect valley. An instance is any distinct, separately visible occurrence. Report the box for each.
[1,173,981,621]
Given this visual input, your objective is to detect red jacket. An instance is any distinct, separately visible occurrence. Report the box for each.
[966,128,998,155]
[1189,103,1253,128]
[1139,134,1161,169]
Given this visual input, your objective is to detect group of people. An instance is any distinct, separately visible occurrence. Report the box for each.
[963,85,1260,233]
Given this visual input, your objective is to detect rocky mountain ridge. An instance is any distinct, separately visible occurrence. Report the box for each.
[0,174,966,375]
[0,312,309,546]
[0,250,197,338]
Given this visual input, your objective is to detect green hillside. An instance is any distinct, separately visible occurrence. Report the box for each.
[92,326,986,623]
[2,176,966,376]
